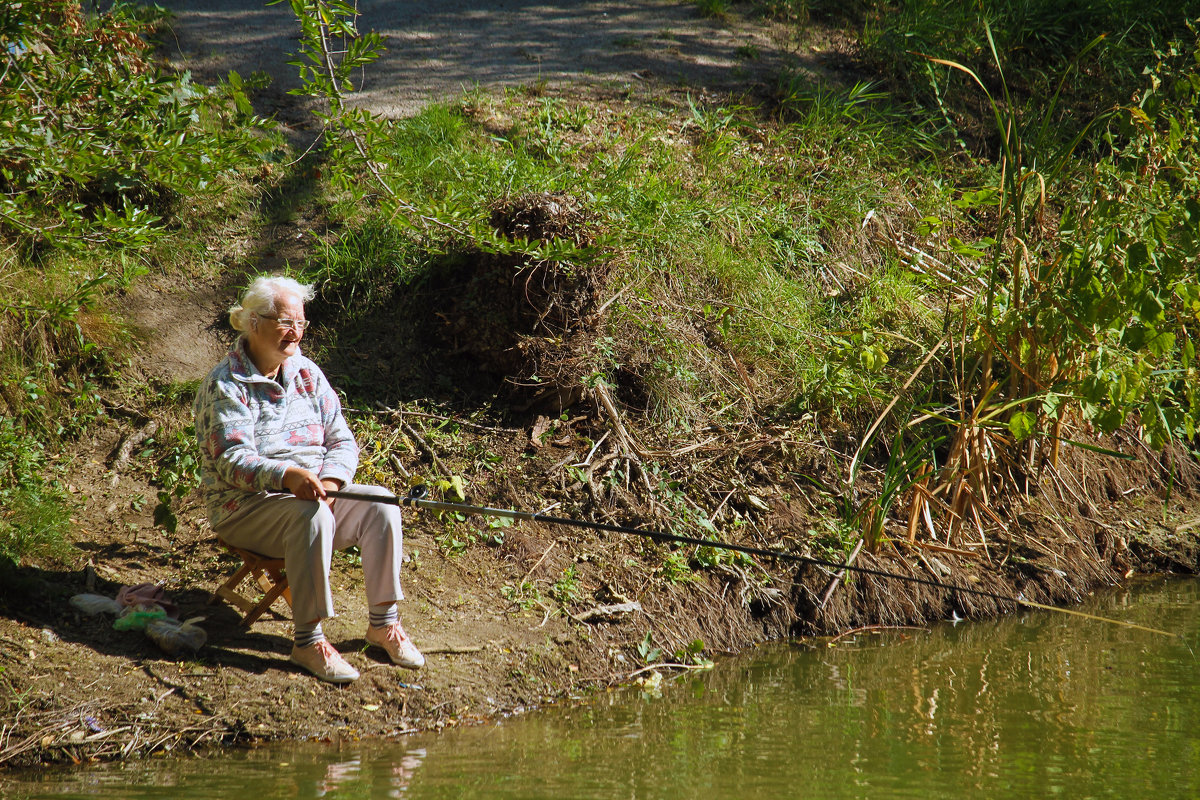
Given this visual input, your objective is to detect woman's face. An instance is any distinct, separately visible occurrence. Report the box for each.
[249,294,307,365]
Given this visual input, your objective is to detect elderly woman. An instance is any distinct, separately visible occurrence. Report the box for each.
[193,275,422,683]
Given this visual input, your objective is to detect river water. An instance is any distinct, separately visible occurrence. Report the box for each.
[7,577,1199,799]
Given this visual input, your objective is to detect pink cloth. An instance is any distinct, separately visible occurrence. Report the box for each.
[116,583,178,618]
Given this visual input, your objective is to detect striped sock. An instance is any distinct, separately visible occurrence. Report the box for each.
[294,621,324,649]
[368,604,398,629]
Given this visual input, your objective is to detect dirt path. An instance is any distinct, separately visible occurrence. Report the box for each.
[156,0,817,121]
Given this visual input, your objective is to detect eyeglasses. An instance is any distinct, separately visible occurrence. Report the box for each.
[258,315,310,332]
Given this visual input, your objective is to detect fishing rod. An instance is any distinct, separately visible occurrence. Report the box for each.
[319,486,1178,638]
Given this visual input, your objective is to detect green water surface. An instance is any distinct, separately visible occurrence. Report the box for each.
[7,577,1199,799]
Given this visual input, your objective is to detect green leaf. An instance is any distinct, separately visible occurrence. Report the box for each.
[1007,411,1036,442]
[1091,407,1126,434]
[1040,393,1067,417]
[637,631,661,663]
[1146,329,1175,358]
[952,188,999,209]
[1137,290,1166,325]
[858,344,888,371]
[1126,242,1152,274]
[915,215,941,235]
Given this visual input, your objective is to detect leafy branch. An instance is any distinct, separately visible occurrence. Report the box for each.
[0,2,272,250]
[274,0,468,238]
[274,0,604,267]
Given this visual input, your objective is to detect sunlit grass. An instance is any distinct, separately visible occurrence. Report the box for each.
[310,86,953,426]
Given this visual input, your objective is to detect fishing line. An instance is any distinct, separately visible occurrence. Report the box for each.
[316,487,1179,638]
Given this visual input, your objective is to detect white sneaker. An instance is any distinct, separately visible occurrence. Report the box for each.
[290,639,360,683]
[365,621,425,670]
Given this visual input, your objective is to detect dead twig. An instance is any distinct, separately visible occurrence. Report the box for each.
[817,538,863,611]
[361,403,520,434]
[592,381,652,460]
[573,430,610,468]
[107,420,158,471]
[389,453,411,479]
[626,662,713,679]
[400,420,450,477]
[1174,517,1200,535]
[668,436,719,458]
[849,336,947,481]
[894,539,984,560]
[521,540,559,584]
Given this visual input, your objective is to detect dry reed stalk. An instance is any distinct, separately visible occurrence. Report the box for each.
[906,462,931,542]
[848,337,947,482]
[895,539,984,559]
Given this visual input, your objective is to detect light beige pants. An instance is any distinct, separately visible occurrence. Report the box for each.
[213,484,404,625]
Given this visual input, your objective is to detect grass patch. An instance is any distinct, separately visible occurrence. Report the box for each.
[0,418,74,569]
[309,86,950,426]
[854,0,1199,156]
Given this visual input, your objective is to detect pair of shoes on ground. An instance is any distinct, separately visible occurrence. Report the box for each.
[290,622,424,683]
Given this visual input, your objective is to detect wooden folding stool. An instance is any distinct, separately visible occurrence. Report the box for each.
[210,540,292,627]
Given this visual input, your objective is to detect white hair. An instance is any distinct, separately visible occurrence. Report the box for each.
[228,275,315,333]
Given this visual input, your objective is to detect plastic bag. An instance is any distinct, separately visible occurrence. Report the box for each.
[112,604,168,631]
[145,616,207,656]
[70,593,123,616]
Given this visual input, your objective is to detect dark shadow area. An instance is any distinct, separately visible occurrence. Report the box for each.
[310,193,609,419]
[305,265,511,412]
[0,563,298,676]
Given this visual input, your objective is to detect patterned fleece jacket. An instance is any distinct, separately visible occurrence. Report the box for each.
[193,336,359,529]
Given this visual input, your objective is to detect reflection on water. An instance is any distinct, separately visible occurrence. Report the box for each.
[6,577,1200,800]
[5,742,427,799]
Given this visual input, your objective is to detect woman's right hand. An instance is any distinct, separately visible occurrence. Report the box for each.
[283,467,327,502]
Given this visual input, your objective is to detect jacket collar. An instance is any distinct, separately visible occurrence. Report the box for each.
[229,335,301,385]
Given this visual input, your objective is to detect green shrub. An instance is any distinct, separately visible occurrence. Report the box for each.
[0,0,280,437]
[0,418,74,568]
[0,0,275,251]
